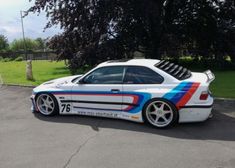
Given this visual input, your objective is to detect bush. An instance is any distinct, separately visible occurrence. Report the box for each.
[0,56,3,61]
[14,56,24,62]
[2,58,12,62]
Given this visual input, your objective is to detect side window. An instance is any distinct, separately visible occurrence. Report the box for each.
[124,66,164,84]
[82,66,124,84]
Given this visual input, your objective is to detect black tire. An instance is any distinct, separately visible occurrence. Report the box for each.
[142,98,178,128]
[35,93,59,116]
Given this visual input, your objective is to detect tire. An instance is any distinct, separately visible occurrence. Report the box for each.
[36,93,59,116]
[143,98,178,128]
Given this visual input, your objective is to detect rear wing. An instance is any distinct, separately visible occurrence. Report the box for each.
[204,70,215,83]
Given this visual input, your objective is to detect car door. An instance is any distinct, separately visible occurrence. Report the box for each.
[71,66,124,118]
[122,66,164,114]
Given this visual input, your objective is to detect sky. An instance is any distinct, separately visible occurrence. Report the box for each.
[0,0,61,42]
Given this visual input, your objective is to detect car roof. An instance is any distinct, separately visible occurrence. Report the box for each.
[97,59,160,67]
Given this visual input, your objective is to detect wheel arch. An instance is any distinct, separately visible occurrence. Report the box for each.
[141,97,179,123]
[35,91,55,100]
[34,92,60,115]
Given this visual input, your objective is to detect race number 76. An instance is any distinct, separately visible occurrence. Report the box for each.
[61,104,71,112]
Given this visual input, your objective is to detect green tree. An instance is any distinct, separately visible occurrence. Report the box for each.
[163,0,235,66]
[27,0,167,71]
[27,0,235,71]
[35,37,47,50]
[0,35,9,51]
[10,38,39,51]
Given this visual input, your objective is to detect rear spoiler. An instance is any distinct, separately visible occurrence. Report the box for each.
[204,70,215,83]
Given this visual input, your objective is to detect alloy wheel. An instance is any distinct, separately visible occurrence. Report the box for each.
[146,100,174,127]
[36,94,55,115]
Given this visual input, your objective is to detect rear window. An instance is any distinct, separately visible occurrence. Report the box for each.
[155,60,191,80]
[124,66,164,84]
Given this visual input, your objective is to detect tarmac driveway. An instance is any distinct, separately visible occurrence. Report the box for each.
[0,86,235,168]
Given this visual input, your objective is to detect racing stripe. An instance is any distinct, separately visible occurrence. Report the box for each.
[163,82,200,109]
[163,82,188,100]
[176,82,200,108]
[170,82,194,104]
[39,90,151,113]
[73,106,122,112]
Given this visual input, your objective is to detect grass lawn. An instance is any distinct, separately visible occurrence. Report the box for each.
[0,60,71,86]
[0,60,234,98]
[210,71,235,98]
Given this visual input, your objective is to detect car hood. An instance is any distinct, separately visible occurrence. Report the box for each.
[42,75,83,85]
[33,75,83,93]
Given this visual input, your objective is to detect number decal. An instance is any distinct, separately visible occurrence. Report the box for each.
[61,104,66,112]
[61,104,71,112]
[66,104,71,112]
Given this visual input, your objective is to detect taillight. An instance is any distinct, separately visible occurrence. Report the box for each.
[200,91,209,100]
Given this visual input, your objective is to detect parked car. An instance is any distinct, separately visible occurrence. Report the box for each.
[31,59,215,128]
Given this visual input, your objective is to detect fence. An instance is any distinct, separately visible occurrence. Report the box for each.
[0,51,58,61]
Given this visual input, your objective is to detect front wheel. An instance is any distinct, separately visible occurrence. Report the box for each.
[36,93,59,116]
[143,99,178,128]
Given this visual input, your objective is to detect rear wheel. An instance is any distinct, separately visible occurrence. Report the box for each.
[36,93,59,116]
[143,99,178,128]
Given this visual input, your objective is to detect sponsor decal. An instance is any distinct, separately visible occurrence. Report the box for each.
[131,116,140,120]
[74,109,140,120]
[76,110,119,118]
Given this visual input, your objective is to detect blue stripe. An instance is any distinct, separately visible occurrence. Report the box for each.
[163,82,193,104]
[127,93,151,113]
[171,83,193,104]
[163,82,188,100]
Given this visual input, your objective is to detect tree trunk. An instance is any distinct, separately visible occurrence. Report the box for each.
[26,60,34,81]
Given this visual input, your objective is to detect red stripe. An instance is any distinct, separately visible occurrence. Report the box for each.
[176,82,200,109]
[53,93,123,96]
[123,95,139,111]
[53,92,139,112]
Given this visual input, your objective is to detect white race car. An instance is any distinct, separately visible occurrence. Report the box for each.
[31,59,215,128]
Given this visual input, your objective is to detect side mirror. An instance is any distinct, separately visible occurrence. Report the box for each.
[78,79,85,84]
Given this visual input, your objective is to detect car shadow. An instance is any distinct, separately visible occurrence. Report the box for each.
[33,106,235,141]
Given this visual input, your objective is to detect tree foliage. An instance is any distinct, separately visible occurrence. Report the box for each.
[35,38,46,50]
[165,0,235,65]
[27,0,235,71]
[10,38,45,51]
[0,35,9,51]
